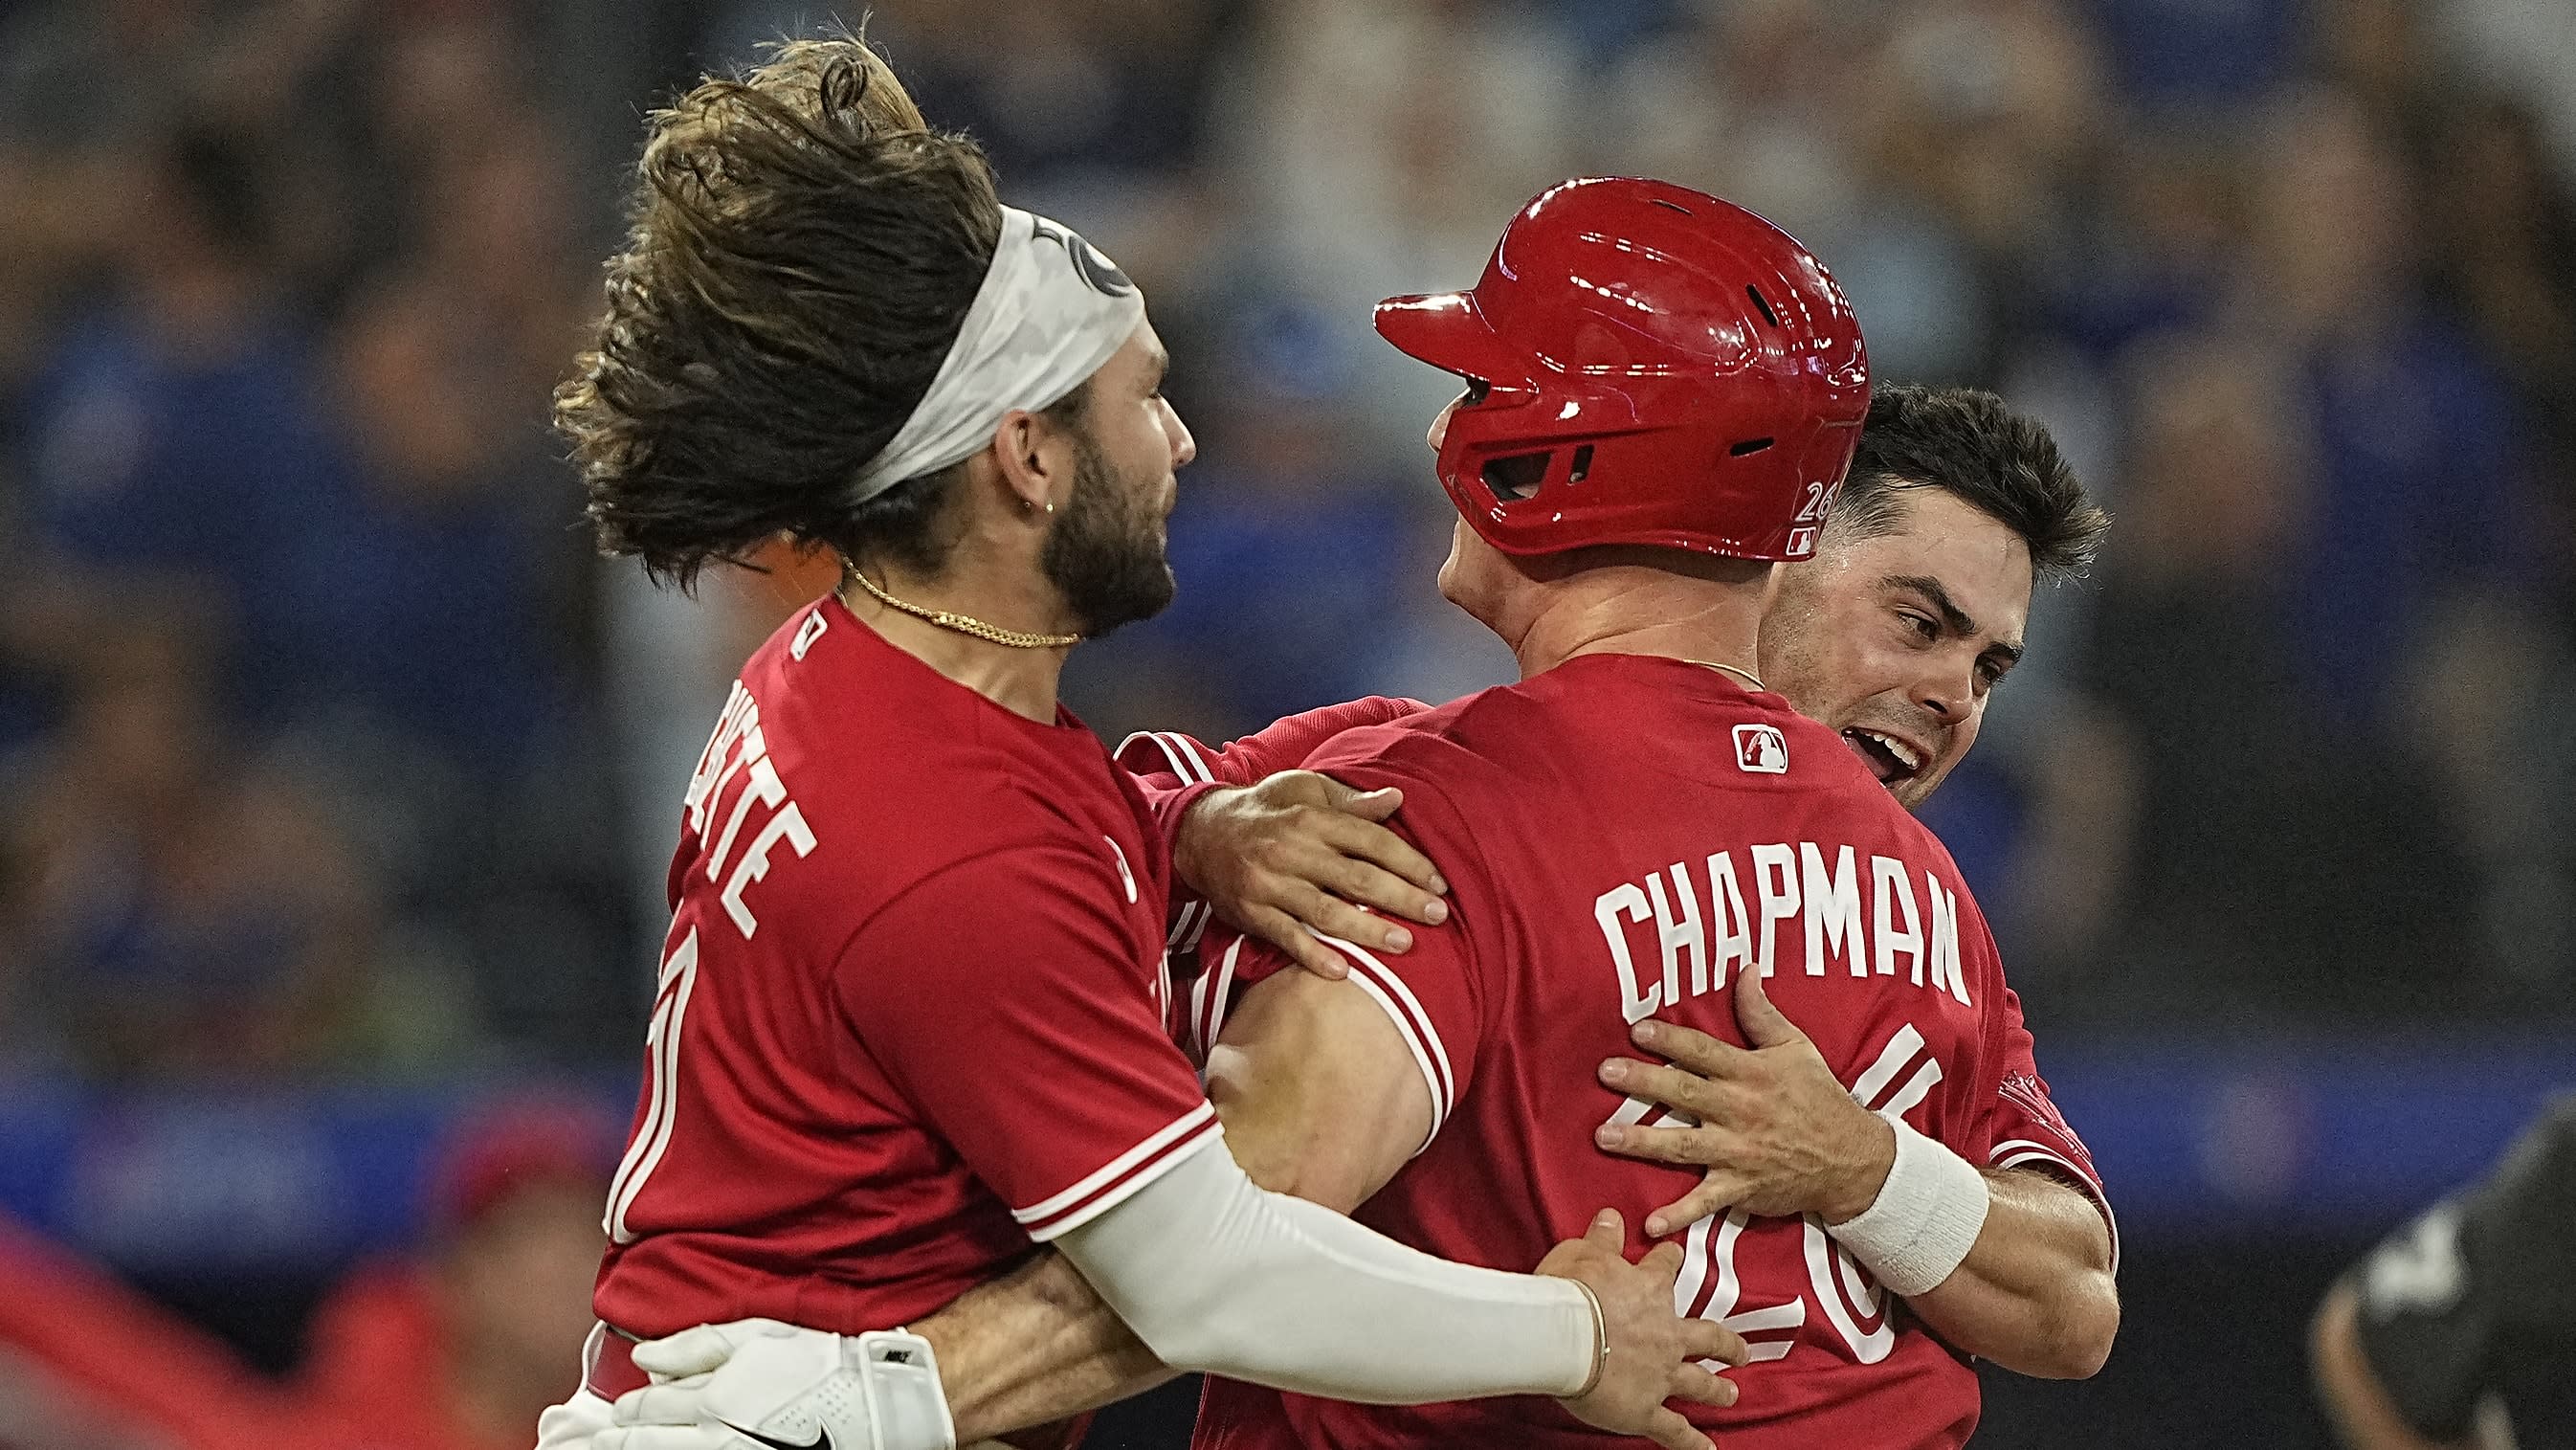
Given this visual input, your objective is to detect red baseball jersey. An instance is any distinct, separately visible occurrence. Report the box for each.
[1115,696,1429,962]
[592,596,1217,1340]
[1163,658,2108,1450]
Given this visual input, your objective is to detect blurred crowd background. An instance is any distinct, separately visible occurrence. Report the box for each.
[0,0,2568,1447]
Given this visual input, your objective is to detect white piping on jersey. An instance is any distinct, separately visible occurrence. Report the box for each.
[1309,930,1456,1151]
[1119,730,1215,785]
[1194,936,1247,1063]
[1014,1101,1219,1232]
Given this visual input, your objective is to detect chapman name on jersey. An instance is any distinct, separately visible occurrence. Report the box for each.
[1594,842,1976,1027]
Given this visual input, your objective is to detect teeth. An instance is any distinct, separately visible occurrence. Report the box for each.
[1853,729,1921,773]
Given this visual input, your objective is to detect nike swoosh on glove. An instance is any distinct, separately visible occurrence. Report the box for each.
[596,1319,956,1450]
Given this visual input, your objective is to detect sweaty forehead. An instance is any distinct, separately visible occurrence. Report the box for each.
[1826,491,2032,637]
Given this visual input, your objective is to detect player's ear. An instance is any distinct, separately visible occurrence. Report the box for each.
[988,408,1070,515]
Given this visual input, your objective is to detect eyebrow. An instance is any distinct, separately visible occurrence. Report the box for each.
[1882,573,2024,667]
[1145,347,1170,388]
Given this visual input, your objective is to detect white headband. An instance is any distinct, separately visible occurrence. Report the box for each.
[847,206,1147,503]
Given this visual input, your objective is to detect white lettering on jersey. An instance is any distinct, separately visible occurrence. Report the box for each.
[1800,843,1866,977]
[682,682,820,941]
[1592,844,1972,1015]
[1750,844,1800,976]
[1871,856,1924,982]
[1925,873,1969,1006]
[1597,882,1657,1023]
[1647,864,1706,1007]
[721,803,817,938]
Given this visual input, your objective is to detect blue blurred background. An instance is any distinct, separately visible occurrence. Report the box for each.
[0,1,2568,1446]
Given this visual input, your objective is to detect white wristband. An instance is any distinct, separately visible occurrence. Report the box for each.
[1826,1114,1989,1297]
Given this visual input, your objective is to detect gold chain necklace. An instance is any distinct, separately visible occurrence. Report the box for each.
[844,568,1082,650]
[1683,658,1766,692]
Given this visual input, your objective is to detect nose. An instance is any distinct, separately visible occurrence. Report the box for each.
[1162,396,1196,469]
[1912,660,1974,727]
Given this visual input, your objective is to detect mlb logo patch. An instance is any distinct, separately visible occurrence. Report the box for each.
[1733,723,1788,773]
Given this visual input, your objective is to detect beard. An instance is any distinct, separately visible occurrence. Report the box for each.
[1042,434,1175,637]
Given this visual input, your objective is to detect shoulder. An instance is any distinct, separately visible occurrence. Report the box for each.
[1297,683,1535,799]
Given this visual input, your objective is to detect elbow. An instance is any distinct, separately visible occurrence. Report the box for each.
[1118,1277,1260,1377]
[2045,1274,2121,1380]
[1999,1272,2120,1380]
[1217,1120,1373,1214]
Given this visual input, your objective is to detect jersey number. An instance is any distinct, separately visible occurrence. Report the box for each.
[605,924,701,1243]
[1617,1020,1942,1369]
[1794,479,1841,523]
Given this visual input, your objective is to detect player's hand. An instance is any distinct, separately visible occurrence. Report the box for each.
[596,1318,958,1450]
[1174,770,1449,977]
[1593,970,1897,1235]
[1540,1208,1746,1450]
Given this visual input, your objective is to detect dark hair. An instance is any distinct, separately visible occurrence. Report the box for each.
[554,35,1004,589]
[1830,384,2109,582]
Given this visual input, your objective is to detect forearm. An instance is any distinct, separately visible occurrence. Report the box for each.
[1055,1141,1596,1403]
[912,1250,1174,1443]
[2310,1282,2471,1450]
[1899,1169,2118,1379]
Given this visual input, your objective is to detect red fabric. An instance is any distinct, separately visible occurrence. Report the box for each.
[1115,697,1432,963]
[1187,657,2096,1450]
[0,1216,303,1450]
[294,1263,543,1450]
[593,597,1214,1343]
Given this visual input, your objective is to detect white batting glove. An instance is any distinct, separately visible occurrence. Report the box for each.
[595,1319,956,1450]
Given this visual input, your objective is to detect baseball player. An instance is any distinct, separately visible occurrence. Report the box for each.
[588,186,2114,1450]
[538,36,1744,1450]
[2313,1097,2576,1448]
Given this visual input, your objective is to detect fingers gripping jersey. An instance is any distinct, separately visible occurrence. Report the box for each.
[593,598,1218,1341]
[1184,658,2110,1450]
[1116,697,1432,959]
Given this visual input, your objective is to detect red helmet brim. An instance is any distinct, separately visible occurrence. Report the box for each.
[1373,291,1536,393]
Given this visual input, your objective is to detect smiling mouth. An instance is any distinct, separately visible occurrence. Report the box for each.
[1840,727,1924,788]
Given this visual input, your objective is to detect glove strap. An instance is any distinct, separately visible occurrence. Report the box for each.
[854,1329,957,1450]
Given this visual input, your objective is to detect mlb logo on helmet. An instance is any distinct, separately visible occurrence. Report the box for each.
[1733,724,1788,774]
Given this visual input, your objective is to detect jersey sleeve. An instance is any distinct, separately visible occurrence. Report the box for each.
[1114,699,1432,956]
[2348,1097,2576,1438]
[1188,748,1486,1149]
[1110,728,1226,954]
[1193,921,1480,1153]
[837,845,1221,1241]
[1983,987,2117,1270]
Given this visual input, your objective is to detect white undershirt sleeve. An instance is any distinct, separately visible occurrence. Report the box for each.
[1052,1132,1595,1403]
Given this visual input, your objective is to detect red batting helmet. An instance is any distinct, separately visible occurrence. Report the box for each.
[1376,177,1869,560]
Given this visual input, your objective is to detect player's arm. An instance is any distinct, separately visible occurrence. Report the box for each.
[2312,1099,2576,1449]
[1888,1165,2116,1378]
[605,852,1737,1450]
[917,933,1673,1436]
[1116,705,1447,977]
[2312,1281,2478,1450]
[1594,970,2118,1379]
